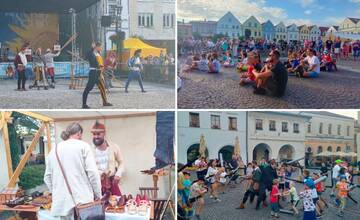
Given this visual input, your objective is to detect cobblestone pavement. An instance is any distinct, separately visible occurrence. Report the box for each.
[0,79,175,109]
[187,170,360,220]
[177,59,360,109]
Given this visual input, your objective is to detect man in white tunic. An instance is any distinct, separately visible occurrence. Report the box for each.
[91,121,124,196]
[44,122,101,220]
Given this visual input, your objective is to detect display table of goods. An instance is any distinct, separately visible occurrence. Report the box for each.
[38,194,151,220]
[0,187,52,216]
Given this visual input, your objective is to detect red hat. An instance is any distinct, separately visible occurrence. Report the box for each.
[91,121,106,133]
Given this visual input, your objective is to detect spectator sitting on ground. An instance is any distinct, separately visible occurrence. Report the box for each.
[198,53,209,72]
[299,49,320,78]
[252,50,288,97]
[236,51,248,72]
[208,53,221,74]
[239,51,262,86]
[223,51,235,68]
[287,52,303,75]
[320,50,336,72]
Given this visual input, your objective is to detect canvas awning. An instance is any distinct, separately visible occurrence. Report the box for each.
[123,38,167,58]
[0,0,99,14]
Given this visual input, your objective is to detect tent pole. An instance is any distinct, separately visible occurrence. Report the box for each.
[1,112,13,179]
[45,122,52,153]
[7,123,46,187]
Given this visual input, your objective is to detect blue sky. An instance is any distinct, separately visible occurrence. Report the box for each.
[177,0,360,26]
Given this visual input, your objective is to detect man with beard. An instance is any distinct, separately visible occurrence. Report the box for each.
[255,159,278,210]
[91,121,124,197]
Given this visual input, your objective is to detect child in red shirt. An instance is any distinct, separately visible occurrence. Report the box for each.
[239,51,262,86]
[270,179,280,218]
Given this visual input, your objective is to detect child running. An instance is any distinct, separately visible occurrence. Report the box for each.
[299,179,317,220]
[270,179,281,218]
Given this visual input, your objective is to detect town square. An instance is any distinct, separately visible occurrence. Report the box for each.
[177,0,360,109]
[177,111,360,220]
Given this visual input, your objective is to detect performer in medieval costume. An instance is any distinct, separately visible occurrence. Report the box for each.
[14,44,28,91]
[82,42,113,109]
[125,49,146,93]
[90,121,124,197]
[44,48,60,88]
[31,48,48,90]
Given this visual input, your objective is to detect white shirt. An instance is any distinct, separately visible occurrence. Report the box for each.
[332,164,341,178]
[205,166,218,183]
[305,55,320,73]
[95,147,109,171]
[219,172,227,183]
[18,52,27,66]
[44,139,101,217]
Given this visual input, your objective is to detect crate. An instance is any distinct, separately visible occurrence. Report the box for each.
[0,188,24,204]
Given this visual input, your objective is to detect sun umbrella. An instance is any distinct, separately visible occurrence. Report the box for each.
[234,136,241,157]
[316,151,334,157]
[199,134,207,158]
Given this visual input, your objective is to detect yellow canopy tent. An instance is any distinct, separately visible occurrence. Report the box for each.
[123,38,166,58]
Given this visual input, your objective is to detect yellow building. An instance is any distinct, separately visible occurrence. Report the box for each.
[299,25,310,41]
[242,16,262,39]
[339,17,360,34]
[300,112,355,166]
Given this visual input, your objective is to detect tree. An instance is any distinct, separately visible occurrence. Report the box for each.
[8,112,41,171]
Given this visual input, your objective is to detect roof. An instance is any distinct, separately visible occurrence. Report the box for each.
[244,15,260,24]
[32,111,155,122]
[300,111,355,120]
[190,20,217,24]
[319,27,329,32]
[218,11,241,24]
[348,17,360,24]
[332,26,339,31]
[0,0,99,13]
[255,111,312,120]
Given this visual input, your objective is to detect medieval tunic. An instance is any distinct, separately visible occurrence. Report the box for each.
[44,139,102,218]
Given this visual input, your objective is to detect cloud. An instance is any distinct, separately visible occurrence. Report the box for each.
[304,10,312,15]
[349,0,360,3]
[177,0,288,24]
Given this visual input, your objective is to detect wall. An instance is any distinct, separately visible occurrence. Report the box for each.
[178,111,247,164]
[50,115,172,198]
[248,112,308,163]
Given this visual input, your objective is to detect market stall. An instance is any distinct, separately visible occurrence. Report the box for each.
[0,111,175,220]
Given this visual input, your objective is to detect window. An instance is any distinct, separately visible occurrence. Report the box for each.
[346,145,351,152]
[138,13,154,28]
[282,122,288,132]
[269,120,276,131]
[317,146,323,154]
[211,115,220,129]
[336,146,341,152]
[163,14,175,28]
[189,113,200,127]
[337,125,341,135]
[256,119,263,130]
[293,123,299,133]
[347,126,350,136]
[328,124,332,134]
[108,4,117,16]
[319,122,323,134]
[307,123,311,133]
[327,146,332,152]
[228,117,237,130]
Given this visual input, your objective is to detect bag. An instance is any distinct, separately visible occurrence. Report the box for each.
[253,182,260,191]
[55,146,105,220]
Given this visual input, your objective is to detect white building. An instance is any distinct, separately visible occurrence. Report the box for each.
[309,25,321,41]
[102,0,130,51]
[178,111,247,165]
[216,12,242,38]
[129,0,175,40]
[287,24,299,43]
[275,22,287,42]
[299,111,355,165]
[248,112,310,163]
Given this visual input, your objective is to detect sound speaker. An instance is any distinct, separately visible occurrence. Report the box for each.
[101,16,112,27]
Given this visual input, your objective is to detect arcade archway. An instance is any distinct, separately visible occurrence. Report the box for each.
[253,143,271,162]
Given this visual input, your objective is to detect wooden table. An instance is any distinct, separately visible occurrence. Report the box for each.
[0,204,40,212]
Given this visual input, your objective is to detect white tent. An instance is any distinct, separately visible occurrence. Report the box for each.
[0,111,173,199]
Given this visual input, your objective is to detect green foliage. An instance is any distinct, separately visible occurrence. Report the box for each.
[211,33,226,42]
[8,123,20,170]
[8,112,41,172]
[192,32,202,40]
[18,165,46,190]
